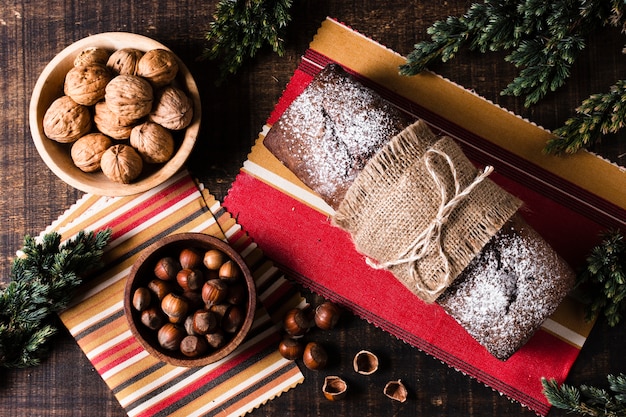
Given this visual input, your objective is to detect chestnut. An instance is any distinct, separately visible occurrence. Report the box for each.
[132,287,152,311]
[176,268,204,292]
[157,323,185,351]
[161,293,189,323]
[283,307,311,337]
[179,248,203,270]
[154,256,181,281]
[180,335,209,357]
[302,342,328,370]
[203,249,226,270]
[278,337,303,360]
[314,301,341,330]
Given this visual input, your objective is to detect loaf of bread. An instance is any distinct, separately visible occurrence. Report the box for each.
[264,63,575,360]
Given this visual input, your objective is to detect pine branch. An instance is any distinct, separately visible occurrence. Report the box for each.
[542,376,626,416]
[575,230,626,328]
[0,229,111,368]
[400,1,620,107]
[202,0,294,80]
[546,80,626,154]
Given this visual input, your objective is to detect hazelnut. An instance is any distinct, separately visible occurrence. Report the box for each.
[180,335,208,357]
[93,101,137,140]
[183,315,198,336]
[149,86,193,130]
[314,301,341,330]
[154,256,181,281]
[203,249,226,270]
[136,48,179,87]
[205,329,226,349]
[161,293,189,323]
[201,279,229,307]
[278,337,303,360]
[64,63,112,106]
[353,350,379,375]
[302,342,328,370]
[283,307,311,337]
[222,305,244,333]
[43,96,92,143]
[147,278,175,301]
[106,48,144,75]
[182,290,204,311]
[70,133,112,173]
[322,376,348,401]
[226,283,247,305]
[179,248,203,270]
[140,306,166,330]
[192,309,218,335]
[176,268,204,292]
[132,287,152,311]
[74,47,111,67]
[129,121,175,164]
[383,380,408,403]
[100,144,143,184]
[157,323,185,351]
[218,260,240,283]
[105,74,153,119]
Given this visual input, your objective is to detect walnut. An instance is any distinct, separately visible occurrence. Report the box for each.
[104,74,153,119]
[107,48,144,75]
[130,121,175,164]
[136,49,179,87]
[93,101,137,140]
[64,63,112,106]
[70,133,112,172]
[149,86,193,130]
[100,144,143,184]
[42,96,92,143]
[74,47,111,67]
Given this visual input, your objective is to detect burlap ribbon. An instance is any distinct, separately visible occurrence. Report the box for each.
[332,121,522,303]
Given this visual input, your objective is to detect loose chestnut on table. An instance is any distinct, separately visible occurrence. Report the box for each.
[123,233,256,367]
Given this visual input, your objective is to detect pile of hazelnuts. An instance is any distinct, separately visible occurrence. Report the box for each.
[278,301,342,370]
[130,246,248,358]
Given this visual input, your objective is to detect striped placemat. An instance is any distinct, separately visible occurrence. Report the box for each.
[43,170,304,417]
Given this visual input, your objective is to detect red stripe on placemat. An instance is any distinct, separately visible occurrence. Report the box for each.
[95,344,145,375]
[134,335,277,417]
[224,171,588,415]
[104,175,199,240]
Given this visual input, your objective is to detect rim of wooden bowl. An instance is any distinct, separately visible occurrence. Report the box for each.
[123,233,257,367]
[29,32,201,196]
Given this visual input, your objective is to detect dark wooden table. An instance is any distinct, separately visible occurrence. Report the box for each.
[1,1,625,416]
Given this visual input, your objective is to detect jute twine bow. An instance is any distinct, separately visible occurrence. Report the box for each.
[366,148,494,298]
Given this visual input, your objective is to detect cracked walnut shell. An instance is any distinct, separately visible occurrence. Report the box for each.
[70,133,112,172]
[42,95,92,143]
[136,49,179,87]
[149,86,193,130]
[105,74,154,119]
[64,63,112,106]
[130,121,175,164]
[101,144,143,184]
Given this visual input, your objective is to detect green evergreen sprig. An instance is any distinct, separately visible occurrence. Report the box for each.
[400,0,626,153]
[0,229,111,368]
[202,0,294,80]
[576,230,626,328]
[542,374,626,416]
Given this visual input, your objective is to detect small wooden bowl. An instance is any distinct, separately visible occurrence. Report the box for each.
[29,32,201,196]
[123,233,256,367]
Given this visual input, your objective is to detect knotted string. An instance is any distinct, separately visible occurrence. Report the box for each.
[366,148,494,297]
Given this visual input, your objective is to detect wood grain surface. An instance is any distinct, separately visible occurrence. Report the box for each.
[1,1,625,416]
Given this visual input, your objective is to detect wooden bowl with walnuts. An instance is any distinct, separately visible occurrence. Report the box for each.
[29,32,201,196]
[123,233,257,367]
